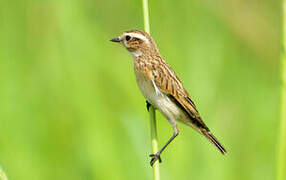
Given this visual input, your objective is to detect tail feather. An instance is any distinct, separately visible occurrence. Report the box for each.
[201,130,227,154]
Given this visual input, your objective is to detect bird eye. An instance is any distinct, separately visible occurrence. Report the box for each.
[125,35,131,41]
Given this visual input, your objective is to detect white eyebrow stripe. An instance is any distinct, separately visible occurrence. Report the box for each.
[125,32,150,44]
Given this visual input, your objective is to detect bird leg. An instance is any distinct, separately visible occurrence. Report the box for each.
[149,125,179,166]
[146,101,151,111]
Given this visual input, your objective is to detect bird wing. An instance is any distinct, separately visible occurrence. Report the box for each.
[148,59,227,154]
[152,62,209,130]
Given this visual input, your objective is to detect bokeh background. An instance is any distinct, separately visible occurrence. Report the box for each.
[0,0,282,179]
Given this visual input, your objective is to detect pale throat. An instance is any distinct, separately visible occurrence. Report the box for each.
[130,50,142,58]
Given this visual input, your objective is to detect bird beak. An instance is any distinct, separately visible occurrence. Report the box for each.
[110,37,121,42]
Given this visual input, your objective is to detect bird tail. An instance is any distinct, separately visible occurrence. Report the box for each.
[201,130,227,154]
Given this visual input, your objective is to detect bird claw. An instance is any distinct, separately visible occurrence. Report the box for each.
[149,153,162,166]
[146,101,151,112]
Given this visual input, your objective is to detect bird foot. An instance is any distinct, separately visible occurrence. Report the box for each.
[146,101,151,112]
[149,152,162,166]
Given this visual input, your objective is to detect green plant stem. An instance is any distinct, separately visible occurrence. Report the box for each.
[149,106,160,179]
[142,0,160,179]
[142,0,150,34]
[277,1,286,180]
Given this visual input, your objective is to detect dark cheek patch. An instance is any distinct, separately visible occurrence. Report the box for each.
[133,38,143,44]
[127,41,140,51]
[127,47,136,52]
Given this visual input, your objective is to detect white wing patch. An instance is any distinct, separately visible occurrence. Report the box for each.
[124,32,150,44]
[152,70,158,77]
[152,79,163,96]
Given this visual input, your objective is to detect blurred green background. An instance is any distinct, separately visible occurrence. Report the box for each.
[0,0,282,179]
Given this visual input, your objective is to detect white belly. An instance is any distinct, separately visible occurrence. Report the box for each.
[134,71,188,124]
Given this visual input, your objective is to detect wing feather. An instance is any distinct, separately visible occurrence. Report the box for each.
[152,62,208,129]
[149,58,226,154]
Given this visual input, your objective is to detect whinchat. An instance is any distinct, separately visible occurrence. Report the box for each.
[111,30,226,166]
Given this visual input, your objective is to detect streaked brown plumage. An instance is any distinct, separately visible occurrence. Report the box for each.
[111,30,226,166]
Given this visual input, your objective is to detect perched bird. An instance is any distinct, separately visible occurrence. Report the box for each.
[111,30,226,166]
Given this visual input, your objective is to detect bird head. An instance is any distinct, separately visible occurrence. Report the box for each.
[110,30,158,57]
